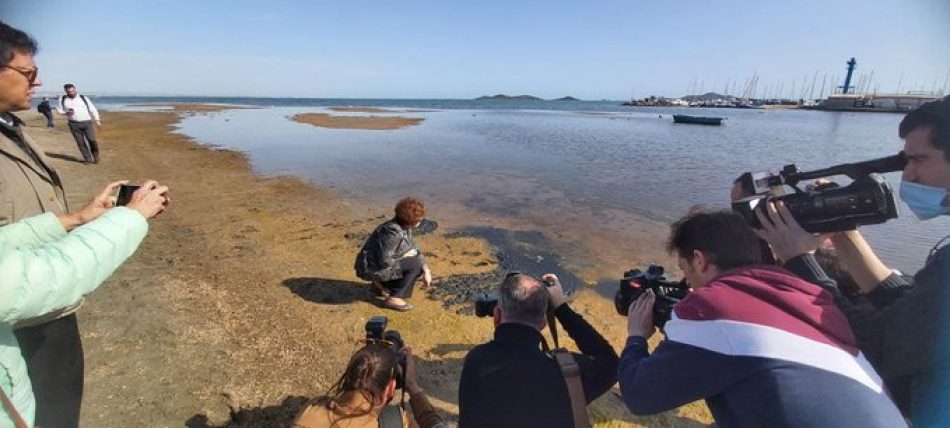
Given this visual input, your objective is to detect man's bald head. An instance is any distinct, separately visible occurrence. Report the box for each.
[498,274,549,329]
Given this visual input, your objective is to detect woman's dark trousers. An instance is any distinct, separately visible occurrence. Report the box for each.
[381,256,423,298]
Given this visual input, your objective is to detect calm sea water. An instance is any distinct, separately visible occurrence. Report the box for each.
[103,97,949,274]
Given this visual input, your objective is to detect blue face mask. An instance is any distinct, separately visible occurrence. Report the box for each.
[900,181,950,220]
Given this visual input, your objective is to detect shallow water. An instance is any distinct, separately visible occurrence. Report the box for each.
[166,103,948,275]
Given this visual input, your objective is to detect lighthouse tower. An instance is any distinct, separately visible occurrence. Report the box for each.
[840,57,857,94]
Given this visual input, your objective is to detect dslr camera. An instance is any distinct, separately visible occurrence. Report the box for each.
[615,265,690,328]
[474,292,499,318]
[365,315,406,388]
[732,152,907,233]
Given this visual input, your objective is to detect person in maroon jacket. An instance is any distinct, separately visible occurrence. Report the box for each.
[619,210,904,427]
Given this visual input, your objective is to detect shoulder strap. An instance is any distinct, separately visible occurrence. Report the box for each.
[79,95,92,112]
[377,404,404,428]
[547,310,560,349]
[0,387,28,428]
[928,234,950,264]
[551,349,591,428]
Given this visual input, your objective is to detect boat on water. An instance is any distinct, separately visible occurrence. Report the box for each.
[672,114,724,125]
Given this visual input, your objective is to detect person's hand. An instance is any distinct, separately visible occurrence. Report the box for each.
[402,248,419,258]
[542,274,567,309]
[754,200,823,262]
[95,120,102,129]
[421,265,433,289]
[126,180,170,220]
[627,290,656,340]
[804,178,836,195]
[58,180,126,231]
[400,346,423,395]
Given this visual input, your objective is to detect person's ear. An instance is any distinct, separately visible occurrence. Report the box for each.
[493,305,502,327]
[692,249,709,274]
[384,378,397,403]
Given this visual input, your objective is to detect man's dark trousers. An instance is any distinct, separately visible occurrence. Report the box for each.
[67,120,98,163]
[41,111,53,128]
[15,314,85,428]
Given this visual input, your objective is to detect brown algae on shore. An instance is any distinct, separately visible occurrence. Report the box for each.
[292,112,425,130]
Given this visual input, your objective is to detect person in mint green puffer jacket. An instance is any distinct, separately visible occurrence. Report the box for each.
[0,180,169,428]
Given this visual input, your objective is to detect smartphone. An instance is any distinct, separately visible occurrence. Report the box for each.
[116,184,141,206]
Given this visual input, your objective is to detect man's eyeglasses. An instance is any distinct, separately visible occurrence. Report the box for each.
[1,65,39,84]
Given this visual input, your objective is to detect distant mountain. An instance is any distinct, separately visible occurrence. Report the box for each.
[554,96,580,101]
[476,94,542,100]
[682,92,736,101]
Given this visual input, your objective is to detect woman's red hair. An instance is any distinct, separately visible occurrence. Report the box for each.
[394,197,425,227]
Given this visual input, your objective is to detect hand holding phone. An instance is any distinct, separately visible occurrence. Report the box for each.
[118,181,170,219]
[116,184,141,206]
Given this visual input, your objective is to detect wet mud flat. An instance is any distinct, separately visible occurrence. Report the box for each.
[16,107,712,427]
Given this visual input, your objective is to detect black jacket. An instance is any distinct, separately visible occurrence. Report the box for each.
[458,304,619,428]
[785,243,950,425]
[37,100,52,114]
[355,219,419,282]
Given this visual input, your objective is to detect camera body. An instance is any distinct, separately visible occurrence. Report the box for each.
[733,174,898,233]
[614,265,690,328]
[365,316,406,388]
[732,153,906,233]
[474,292,498,317]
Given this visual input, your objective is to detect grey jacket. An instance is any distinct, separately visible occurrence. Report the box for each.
[355,219,421,282]
[0,112,78,327]
[0,113,68,224]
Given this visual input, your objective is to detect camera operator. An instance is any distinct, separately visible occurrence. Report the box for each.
[756,96,950,425]
[458,273,618,428]
[618,210,904,427]
[293,344,445,428]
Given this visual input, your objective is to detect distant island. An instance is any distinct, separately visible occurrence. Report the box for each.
[475,94,581,101]
[476,94,542,100]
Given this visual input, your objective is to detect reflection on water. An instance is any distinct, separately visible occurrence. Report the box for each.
[174,106,949,273]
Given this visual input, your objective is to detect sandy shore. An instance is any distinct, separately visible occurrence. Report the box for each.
[17,108,711,427]
[292,112,425,130]
[128,103,255,112]
[328,107,400,113]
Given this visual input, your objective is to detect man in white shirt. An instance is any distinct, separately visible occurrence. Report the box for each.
[56,83,100,164]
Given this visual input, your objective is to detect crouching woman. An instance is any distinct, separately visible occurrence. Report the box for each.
[354,197,433,312]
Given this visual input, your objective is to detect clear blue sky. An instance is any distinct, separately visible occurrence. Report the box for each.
[3,0,949,99]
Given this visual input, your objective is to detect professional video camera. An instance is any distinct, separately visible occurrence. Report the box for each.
[615,265,690,328]
[732,152,907,233]
[365,315,406,388]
